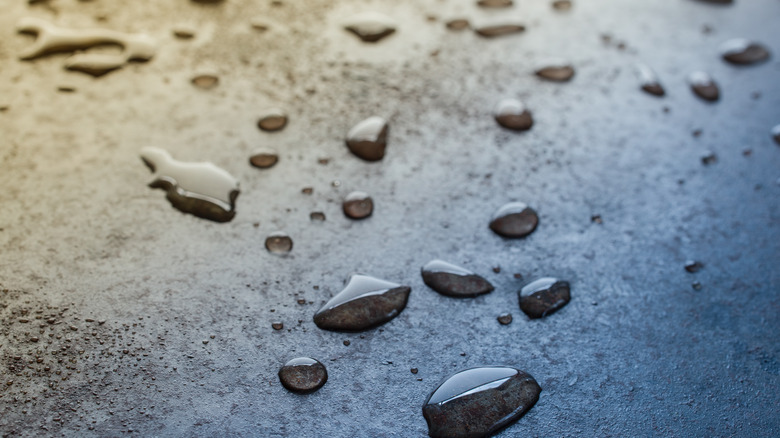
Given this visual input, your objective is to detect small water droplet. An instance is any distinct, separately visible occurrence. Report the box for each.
[310,211,326,221]
[552,0,572,11]
[591,214,603,224]
[344,12,397,43]
[720,39,770,65]
[411,368,419,374]
[636,63,665,97]
[257,109,288,132]
[423,367,541,438]
[688,72,719,102]
[701,152,718,165]
[140,147,240,222]
[489,202,539,238]
[692,281,703,291]
[494,99,533,131]
[302,187,314,195]
[685,261,704,273]
[343,340,351,346]
[474,23,525,38]
[172,25,196,39]
[771,125,780,146]
[346,116,388,161]
[271,322,284,331]
[497,313,513,325]
[265,232,293,254]
[536,61,575,82]
[421,260,494,298]
[445,19,470,31]
[477,0,513,7]
[313,274,411,332]
[343,191,374,219]
[249,148,279,169]
[278,357,328,394]
[191,74,219,89]
[519,278,571,319]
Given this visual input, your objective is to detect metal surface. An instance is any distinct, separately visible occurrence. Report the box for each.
[1,0,779,436]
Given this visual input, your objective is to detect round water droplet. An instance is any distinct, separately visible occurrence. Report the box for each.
[445,19,470,31]
[552,0,572,11]
[344,12,397,43]
[191,74,219,89]
[489,202,539,238]
[278,357,328,394]
[265,232,293,254]
[494,99,533,131]
[536,61,575,82]
[519,278,571,319]
[688,72,719,102]
[720,39,770,65]
[257,109,288,132]
[271,322,284,330]
[474,23,525,38]
[497,313,513,325]
[421,260,494,298]
[343,191,374,219]
[249,148,279,169]
[346,116,388,161]
[423,366,541,438]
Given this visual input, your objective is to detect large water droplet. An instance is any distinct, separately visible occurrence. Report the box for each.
[489,202,539,238]
[343,191,374,219]
[344,12,397,43]
[257,109,288,132]
[265,232,293,254]
[422,367,541,438]
[772,124,780,146]
[249,148,279,169]
[494,99,533,131]
[474,23,525,38]
[720,39,771,65]
[313,274,411,331]
[140,147,239,222]
[536,61,575,82]
[688,72,719,102]
[421,260,494,298]
[346,116,388,161]
[192,74,219,89]
[519,278,570,319]
[278,357,328,394]
[636,63,665,97]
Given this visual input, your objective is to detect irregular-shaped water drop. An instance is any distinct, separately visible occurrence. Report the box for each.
[343,191,374,219]
[346,116,388,161]
[772,125,780,146]
[688,71,719,102]
[249,148,279,169]
[313,274,411,332]
[474,23,525,38]
[422,367,541,438]
[344,12,397,43]
[536,60,575,82]
[192,74,219,89]
[278,357,327,394]
[519,278,570,319]
[140,147,239,222]
[489,202,539,238]
[477,0,513,7]
[636,63,665,97]
[552,0,572,11]
[265,232,293,254]
[445,19,470,31]
[494,99,533,131]
[720,39,771,65]
[421,260,494,298]
[257,109,288,132]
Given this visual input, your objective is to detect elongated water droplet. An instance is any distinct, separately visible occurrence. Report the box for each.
[346,116,388,161]
[257,109,288,132]
[636,63,665,97]
[489,202,539,238]
[474,23,525,38]
[494,99,533,131]
[140,147,239,222]
[422,367,541,438]
[445,19,470,31]
[343,191,374,219]
[344,12,397,43]
[278,357,328,394]
[720,39,770,65]
[421,260,494,298]
[172,25,196,39]
[313,274,411,331]
[477,0,513,7]
[192,74,219,89]
[552,0,572,11]
[519,278,570,319]
[685,261,704,273]
[688,71,719,102]
[249,148,279,169]
[536,60,575,82]
[265,232,293,254]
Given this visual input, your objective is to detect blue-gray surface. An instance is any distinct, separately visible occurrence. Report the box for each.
[0,0,778,436]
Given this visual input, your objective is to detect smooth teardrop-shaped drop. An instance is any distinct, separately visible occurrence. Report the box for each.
[720,39,771,65]
[344,12,397,43]
[423,367,541,438]
[346,116,388,161]
[489,202,539,238]
[688,71,719,102]
[422,260,494,298]
[519,277,571,319]
[313,274,411,332]
[278,357,328,394]
[494,99,534,131]
[636,63,665,97]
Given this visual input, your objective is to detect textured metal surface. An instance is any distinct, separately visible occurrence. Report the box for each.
[1,0,779,436]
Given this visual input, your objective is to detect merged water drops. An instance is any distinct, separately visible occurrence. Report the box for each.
[421,260,494,298]
[489,202,539,238]
[688,71,719,102]
[140,147,239,223]
[636,63,665,97]
[249,148,279,169]
[265,232,293,254]
[257,109,288,132]
[343,12,397,43]
[494,99,534,131]
[346,116,388,161]
[536,60,575,82]
[278,357,328,394]
[343,191,374,219]
[519,277,571,319]
[422,367,541,438]
[313,274,411,331]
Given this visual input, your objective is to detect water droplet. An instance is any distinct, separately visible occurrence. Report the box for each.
[422,367,541,438]
[249,148,279,169]
[310,211,326,221]
[343,340,351,346]
[536,61,575,82]
[685,261,704,273]
[497,313,513,325]
[636,63,665,97]
[477,0,513,7]
[688,72,719,102]
[346,116,388,161]
[474,23,525,38]
[421,260,494,298]
[692,281,703,291]
[519,278,571,319]
[192,74,219,89]
[313,274,411,332]
[257,109,288,132]
[772,125,780,146]
[494,99,533,131]
[489,202,539,238]
[344,12,397,43]
[591,214,603,224]
[265,232,293,254]
[445,19,470,31]
[701,152,718,165]
[552,0,572,11]
[140,147,240,222]
[271,322,284,330]
[302,187,314,195]
[172,25,196,39]
[343,191,374,219]
[411,368,419,374]
[720,39,770,65]
[278,357,328,394]
[693,0,732,4]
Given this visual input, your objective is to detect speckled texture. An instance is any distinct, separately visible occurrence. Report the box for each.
[1,0,779,436]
